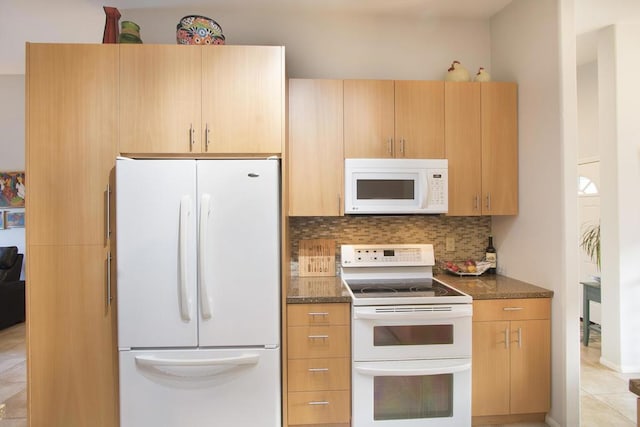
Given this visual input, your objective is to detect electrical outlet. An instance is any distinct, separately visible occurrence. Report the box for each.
[445,236,455,252]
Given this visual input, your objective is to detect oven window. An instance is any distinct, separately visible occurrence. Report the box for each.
[356,179,414,200]
[374,324,453,346]
[374,374,453,420]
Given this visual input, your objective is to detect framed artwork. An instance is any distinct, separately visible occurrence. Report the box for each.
[0,211,4,229]
[0,171,25,208]
[5,209,25,228]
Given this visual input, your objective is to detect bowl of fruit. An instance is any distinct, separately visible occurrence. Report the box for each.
[443,259,491,276]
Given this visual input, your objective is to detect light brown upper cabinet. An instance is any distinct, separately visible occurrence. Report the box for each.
[202,45,283,154]
[288,79,344,216]
[481,82,518,215]
[445,82,518,216]
[120,45,284,155]
[344,80,444,159]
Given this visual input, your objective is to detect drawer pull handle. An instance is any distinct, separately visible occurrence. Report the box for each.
[308,312,329,316]
[308,401,330,406]
[503,307,524,311]
[308,368,329,372]
[308,335,329,340]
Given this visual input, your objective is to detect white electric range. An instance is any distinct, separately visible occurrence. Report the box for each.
[341,244,472,427]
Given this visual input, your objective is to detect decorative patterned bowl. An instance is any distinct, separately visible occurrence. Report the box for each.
[176,15,225,45]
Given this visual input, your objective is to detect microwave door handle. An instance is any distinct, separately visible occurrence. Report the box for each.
[421,172,428,208]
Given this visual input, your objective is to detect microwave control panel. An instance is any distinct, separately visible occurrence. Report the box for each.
[427,169,447,207]
[341,244,435,267]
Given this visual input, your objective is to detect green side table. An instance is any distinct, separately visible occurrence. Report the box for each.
[581,281,601,346]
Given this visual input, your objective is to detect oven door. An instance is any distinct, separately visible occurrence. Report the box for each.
[352,304,472,361]
[352,358,471,427]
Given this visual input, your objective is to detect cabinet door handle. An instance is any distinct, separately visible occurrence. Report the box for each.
[308,335,329,340]
[205,123,211,151]
[486,193,492,210]
[106,252,112,306]
[503,307,524,311]
[105,184,111,242]
[517,327,522,348]
[337,194,341,215]
[400,137,405,156]
[387,137,393,155]
[308,368,329,372]
[504,327,510,349]
[189,123,196,149]
[308,312,329,317]
[474,194,479,211]
[308,401,329,406]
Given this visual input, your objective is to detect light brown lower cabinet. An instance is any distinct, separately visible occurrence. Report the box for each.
[471,298,551,425]
[287,303,351,426]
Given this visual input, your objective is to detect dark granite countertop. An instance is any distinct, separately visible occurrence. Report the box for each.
[630,379,640,397]
[435,273,554,300]
[287,275,351,304]
[287,272,553,303]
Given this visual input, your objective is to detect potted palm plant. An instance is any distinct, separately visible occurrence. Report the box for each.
[580,222,601,274]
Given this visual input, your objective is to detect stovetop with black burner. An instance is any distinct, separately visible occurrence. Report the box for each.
[340,243,472,305]
[345,277,465,299]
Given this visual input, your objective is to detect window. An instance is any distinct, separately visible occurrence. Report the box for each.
[578,176,598,195]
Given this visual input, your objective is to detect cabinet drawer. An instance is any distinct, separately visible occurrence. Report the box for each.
[473,298,551,322]
[288,358,350,392]
[288,303,350,327]
[288,390,350,425]
[288,325,350,359]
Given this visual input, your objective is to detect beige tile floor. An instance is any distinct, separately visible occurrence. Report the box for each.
[0,322,26,427]
[580,323,639,427]
[0,321,637,427]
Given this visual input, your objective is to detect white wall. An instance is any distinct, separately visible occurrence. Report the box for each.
[490,0,578,425]
[577,61,599,161]
[0,0,104,74]
[598,23,640,373]
[123,6,492,80]
[0,75,26,278]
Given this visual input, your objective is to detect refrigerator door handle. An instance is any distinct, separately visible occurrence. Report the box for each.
[179,195,193,321]
[199,193,213,319]
[134,354,260,378]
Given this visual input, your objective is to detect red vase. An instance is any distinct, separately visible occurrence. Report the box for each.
[102,6,121,44]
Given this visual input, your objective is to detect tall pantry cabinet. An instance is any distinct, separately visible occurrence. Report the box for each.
[26,43,119,426]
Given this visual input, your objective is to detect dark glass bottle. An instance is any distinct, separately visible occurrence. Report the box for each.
[485,235,497,274]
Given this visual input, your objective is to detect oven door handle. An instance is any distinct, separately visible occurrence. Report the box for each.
[353,310,471,321]
[354,362,471,377]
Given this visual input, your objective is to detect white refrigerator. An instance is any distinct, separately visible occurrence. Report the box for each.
[116,158,281,427]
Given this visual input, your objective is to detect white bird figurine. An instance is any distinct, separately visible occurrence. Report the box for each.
[474,67,491,82]
[445,60,470,82]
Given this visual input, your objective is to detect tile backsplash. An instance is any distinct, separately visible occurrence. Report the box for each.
[289,215,491,274]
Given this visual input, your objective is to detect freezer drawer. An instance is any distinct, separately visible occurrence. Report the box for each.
[119,348,281,427]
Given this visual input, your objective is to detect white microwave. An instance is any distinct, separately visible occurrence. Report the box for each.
[344,158,448,214]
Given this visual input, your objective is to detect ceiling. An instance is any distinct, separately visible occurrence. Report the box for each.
[89,0,514,18]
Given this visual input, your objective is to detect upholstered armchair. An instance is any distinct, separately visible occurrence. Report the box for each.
[0,246,23,283]
[0,246,25,330]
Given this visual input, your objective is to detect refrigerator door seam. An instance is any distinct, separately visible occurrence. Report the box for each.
[199,193,213,320]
